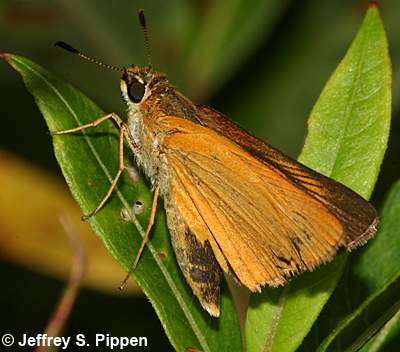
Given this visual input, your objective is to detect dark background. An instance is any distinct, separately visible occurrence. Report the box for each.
[1,1,399,350]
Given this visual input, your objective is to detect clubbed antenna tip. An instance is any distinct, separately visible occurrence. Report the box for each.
[138,9,146,28]
[54,40,123,72]
[54,41,79,54]
[138,9,152,68]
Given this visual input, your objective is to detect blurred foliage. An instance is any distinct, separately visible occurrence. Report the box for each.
[1,0,400,351]
[0,150,140,294]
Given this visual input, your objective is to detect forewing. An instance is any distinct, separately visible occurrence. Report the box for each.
[195,105,378,249]
[159,116,376,291]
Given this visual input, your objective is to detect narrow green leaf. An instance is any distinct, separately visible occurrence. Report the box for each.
[341,298,400,352]
[360,306,400,352]
[246,4,390,352]
[1,53,241,352]
[223,1,363,158]
[315,179,400,351]
[299,6,391,195]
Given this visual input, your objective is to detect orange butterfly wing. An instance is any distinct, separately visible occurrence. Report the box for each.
[195,105,378,249]
[157,115,376,292]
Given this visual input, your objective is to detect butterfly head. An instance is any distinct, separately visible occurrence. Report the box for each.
[120,66,168,110]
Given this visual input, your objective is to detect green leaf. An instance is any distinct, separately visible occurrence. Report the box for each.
[1,53,241,352]
[313,179,400,351]
[299,6,391,197]
[360,305,400,352]
[222,1,365,158]
[245,4,391,352]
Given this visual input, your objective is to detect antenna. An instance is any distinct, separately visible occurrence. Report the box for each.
[54,41,124,72]
[138,9,152,67]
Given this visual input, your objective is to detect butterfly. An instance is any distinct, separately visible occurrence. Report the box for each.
[53,11,377,317]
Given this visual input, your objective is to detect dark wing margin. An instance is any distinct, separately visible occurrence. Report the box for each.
[194,105,378,249]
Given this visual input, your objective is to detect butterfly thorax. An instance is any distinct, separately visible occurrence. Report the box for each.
[120,66,199,193]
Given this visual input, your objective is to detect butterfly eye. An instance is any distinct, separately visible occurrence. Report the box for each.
[128,80,145,103]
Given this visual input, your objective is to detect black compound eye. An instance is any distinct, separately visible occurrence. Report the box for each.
[128,80,145,103]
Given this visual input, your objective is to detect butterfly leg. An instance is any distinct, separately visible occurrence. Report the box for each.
[119,181,160,289]
[52,113,132,220]
[51,112,124,135]
[81,123,127,220]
